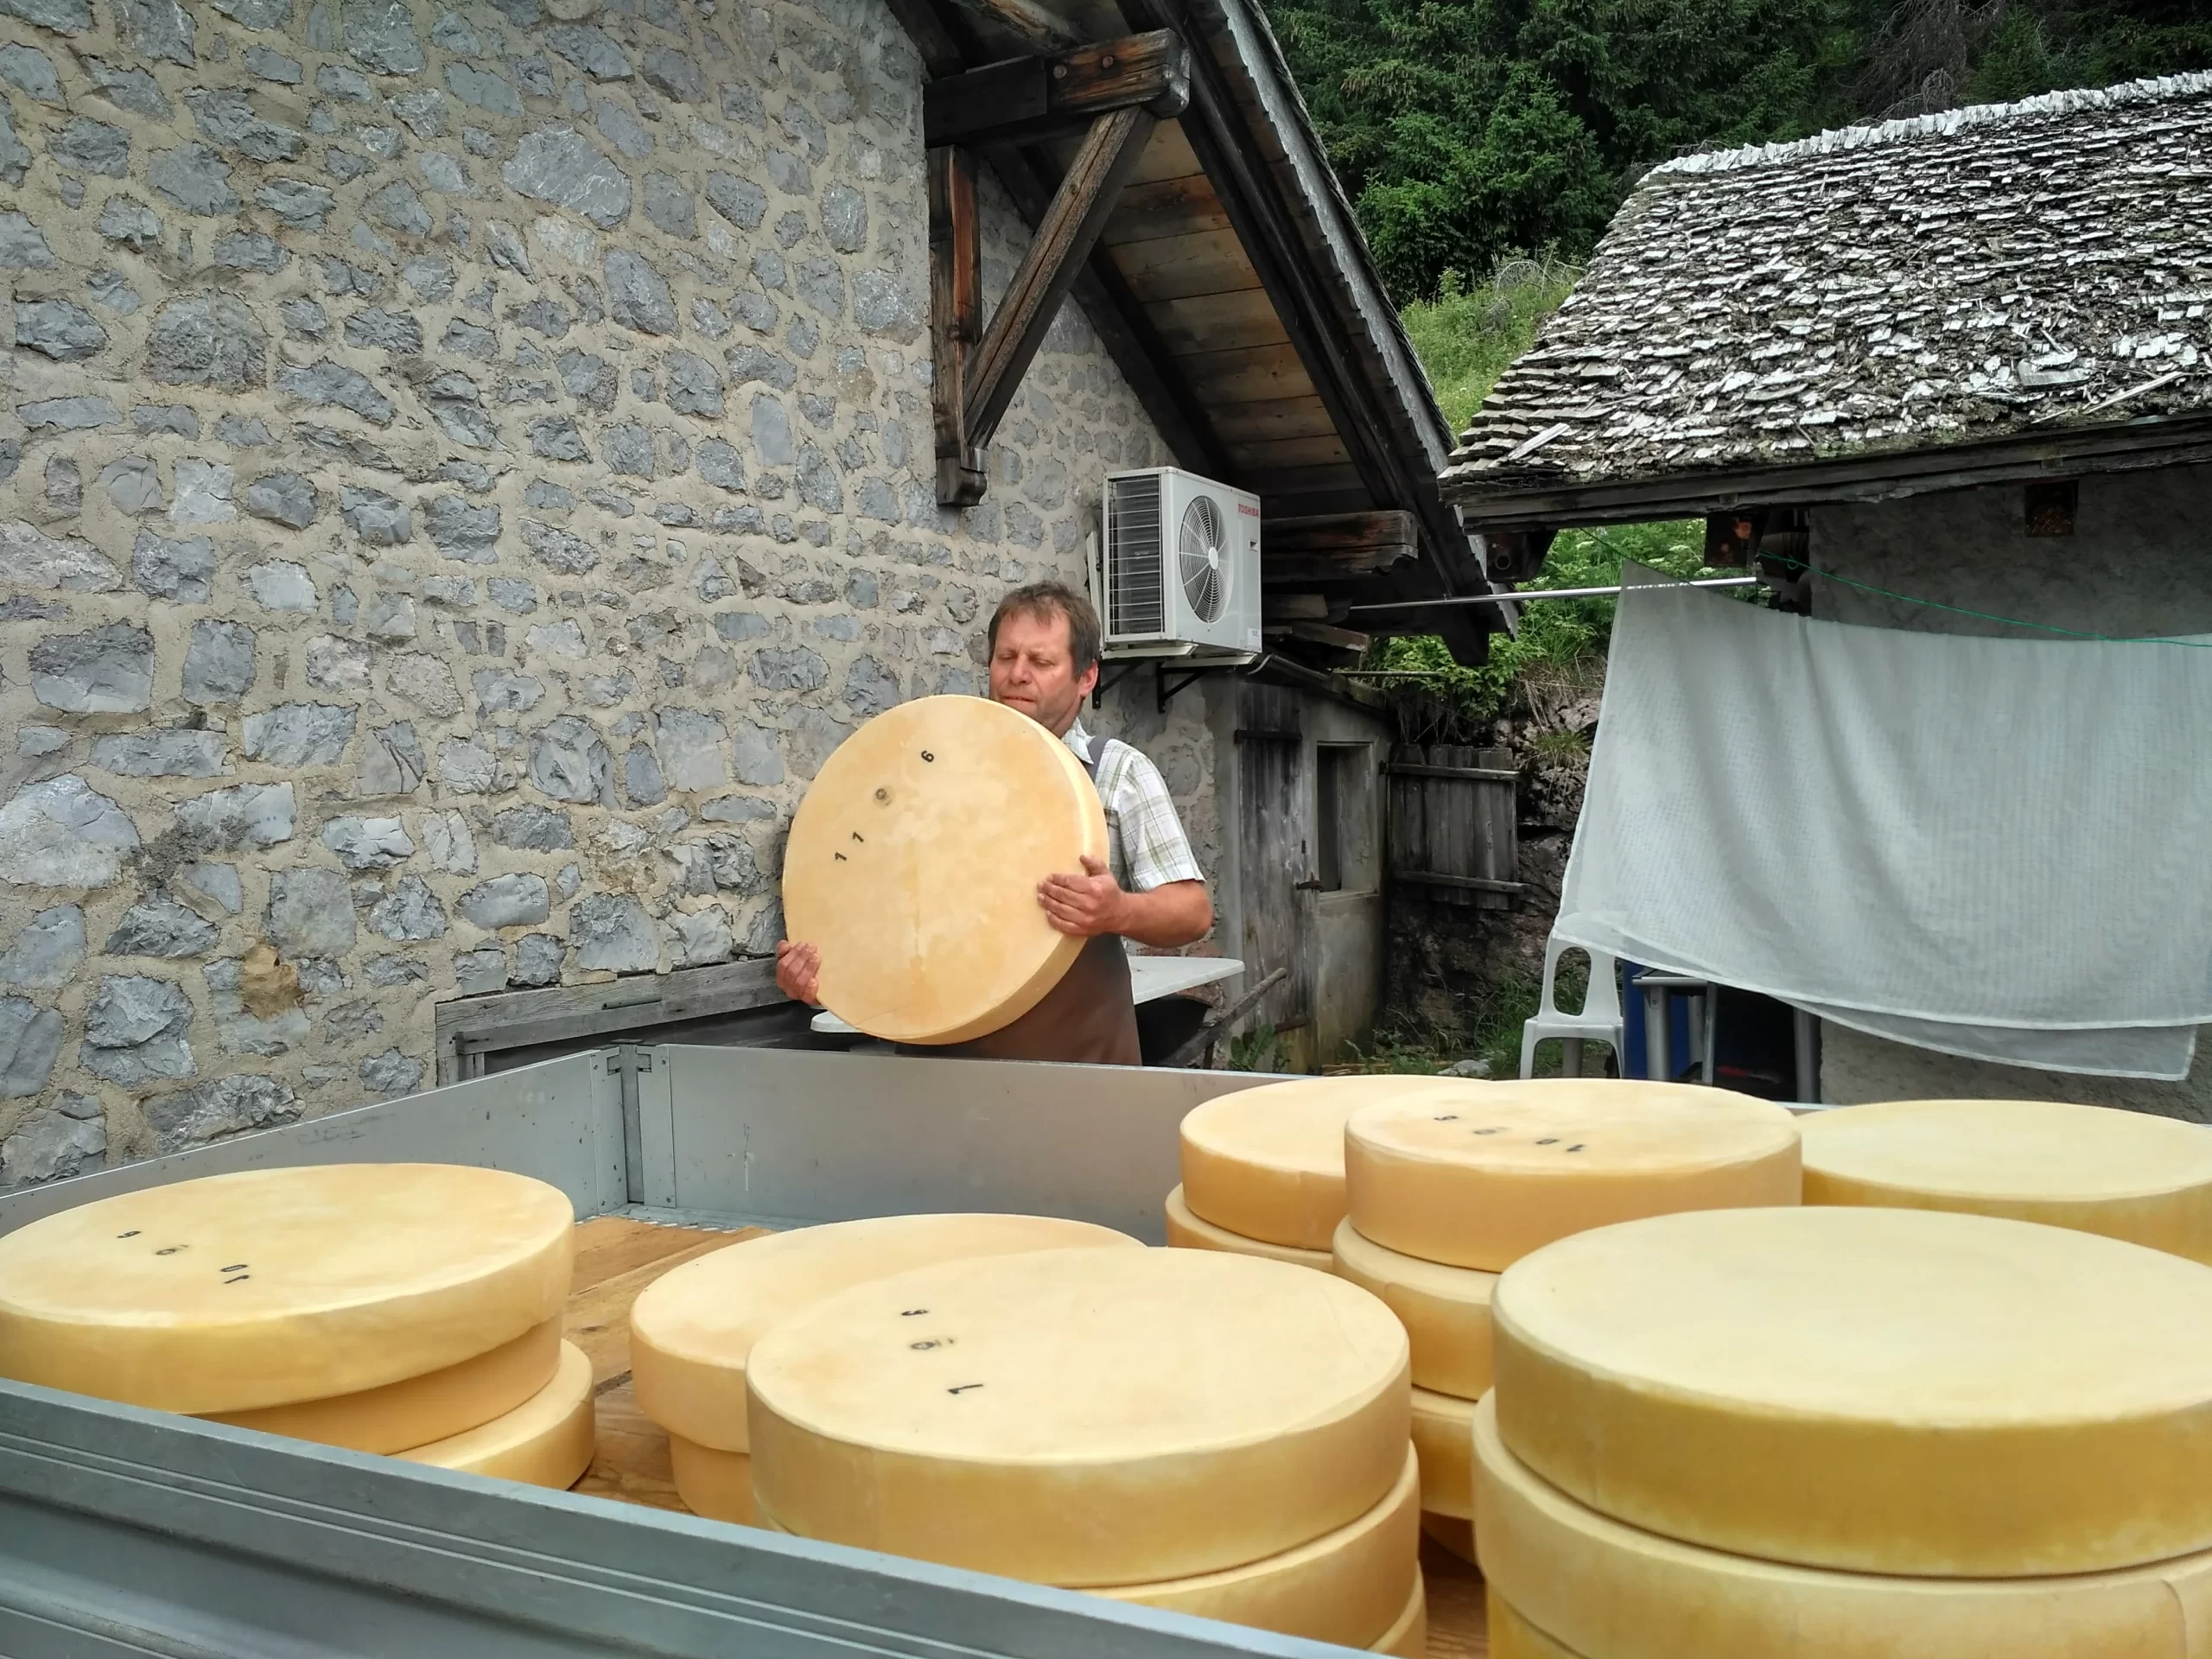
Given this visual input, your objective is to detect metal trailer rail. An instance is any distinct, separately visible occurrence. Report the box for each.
[0,1047,1372,1659]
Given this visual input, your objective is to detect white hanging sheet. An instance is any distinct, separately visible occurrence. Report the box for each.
[1553,565,2212,1079]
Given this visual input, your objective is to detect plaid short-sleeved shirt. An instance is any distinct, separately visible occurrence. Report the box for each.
[1064,721,1205,896]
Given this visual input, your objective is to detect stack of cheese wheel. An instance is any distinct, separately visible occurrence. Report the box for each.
[747,1245,1427,1654]
[628,1212,1141,1524]
[1338,1079,1801,1562]
[1477,1205,2212,1657]
[0,1164,593,1489]
[1169,1075,1484,1273]
[782,695,1109,1045]
[1800,1096,2212,1264]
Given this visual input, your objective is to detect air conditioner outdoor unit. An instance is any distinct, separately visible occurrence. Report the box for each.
[1097,467,1263,660]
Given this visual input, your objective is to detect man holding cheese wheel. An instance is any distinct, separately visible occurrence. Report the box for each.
[777,582,1212,1065]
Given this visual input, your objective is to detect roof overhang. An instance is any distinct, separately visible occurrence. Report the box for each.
[884,0,1504,663]
[1447,414,2212,531]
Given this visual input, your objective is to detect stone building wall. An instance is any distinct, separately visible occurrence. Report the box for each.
[0,0,1217,1184]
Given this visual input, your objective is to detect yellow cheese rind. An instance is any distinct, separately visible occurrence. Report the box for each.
[1409,1385,1476,1519]
[1801,1098,2212,1264]
[1180,1076,1488,1249]
[632,1214,1139,1452]
[1475,1391,2212,1658]
[1370,1573,1427,1657]
[668,1434,758,1526]
[207,1315,561,1453]
[1332,1219,1497,1396]
[748,1247,1411,1586]
[1494,1206,2212,1576]
[398,1339,594,1490]
[782,696,1109,1045]
[1485,1592,1588,1659]
[1096,1446,1419,1645]
[1166,1186,1333,1272]
[1345,1080,1800,1271]
[0,1164,575,1412]
[1421,1512,1478,1566]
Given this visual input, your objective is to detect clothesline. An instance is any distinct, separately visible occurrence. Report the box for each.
[1347,577,1758,612]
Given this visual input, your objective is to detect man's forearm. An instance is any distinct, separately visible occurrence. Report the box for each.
[1112,880,1212,948]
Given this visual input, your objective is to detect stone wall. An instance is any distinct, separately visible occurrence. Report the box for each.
[0,0,1217,1184]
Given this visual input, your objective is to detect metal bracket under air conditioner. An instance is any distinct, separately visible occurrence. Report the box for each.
[1090,653,1259,713]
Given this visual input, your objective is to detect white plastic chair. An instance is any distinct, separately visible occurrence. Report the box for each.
[1520,937,1625,1079]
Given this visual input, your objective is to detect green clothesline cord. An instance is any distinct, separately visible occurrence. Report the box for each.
[1765,556,2212,649]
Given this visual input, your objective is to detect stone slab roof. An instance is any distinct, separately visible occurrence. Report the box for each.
[1440,73,2212,519]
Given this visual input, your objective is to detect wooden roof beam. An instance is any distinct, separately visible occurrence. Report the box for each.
[1262,510,1416,557]
[941,0,1080,54]
[934,108,1160,504]
[983,143,1230,479]
[924,31,1192,148]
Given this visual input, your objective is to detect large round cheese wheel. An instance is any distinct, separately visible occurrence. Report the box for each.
[1345,1080,1800,1270]
[632,1213,1139,1453]
[1370,1572,1427,1657]
[1802,1098,2212,1264]
[1332,1218,1497,1396]
[1494,1206,2212,1576]
[747,1247,1410,1586]
[397,1338,594,1490]
[1475,1390,2212,1658]
[1421,1511,1477,1566]
[782,696,1108,1044]
[1096,1446,1419,1646]
[668,1433,758,1526]
[0,1164,574,1413]
[1409,1385,1476,1519]
[1166,1185,1333,1272]
[1486,1593,1587,1659]
[1180,1076,1484,1249]
[206,1315,561,1453]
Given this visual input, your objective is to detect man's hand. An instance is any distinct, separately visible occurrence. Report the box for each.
[776,939,823,1006]
[1038,855,1128,939]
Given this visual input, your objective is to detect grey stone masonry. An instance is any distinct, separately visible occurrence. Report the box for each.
[0,0,1217,1185]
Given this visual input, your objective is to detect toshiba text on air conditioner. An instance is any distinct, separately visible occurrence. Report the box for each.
[1096,467,1262,659]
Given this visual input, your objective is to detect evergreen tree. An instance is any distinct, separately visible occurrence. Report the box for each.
[1267,0,2210,302]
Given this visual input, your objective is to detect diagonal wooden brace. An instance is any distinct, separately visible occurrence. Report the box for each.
[929,145,987,507]
[931,105,1156,507]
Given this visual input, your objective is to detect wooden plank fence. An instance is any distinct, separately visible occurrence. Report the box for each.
[1384,744,1522,909]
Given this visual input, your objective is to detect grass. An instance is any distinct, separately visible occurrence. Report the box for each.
[1400,256,1584,435]
[1527,727,1592,763]
[1316,961,1607,1081]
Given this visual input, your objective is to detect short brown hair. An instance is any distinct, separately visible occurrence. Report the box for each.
[986,581,1102,676]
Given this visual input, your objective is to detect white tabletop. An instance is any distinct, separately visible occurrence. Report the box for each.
[808,956,1245,1037]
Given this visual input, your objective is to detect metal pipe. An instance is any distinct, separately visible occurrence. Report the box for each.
[1348,575,1759,614]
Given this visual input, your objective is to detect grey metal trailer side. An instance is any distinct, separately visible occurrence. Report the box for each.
[0,1046,1400,1659]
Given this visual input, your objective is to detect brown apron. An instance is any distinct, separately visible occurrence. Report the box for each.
[912,738,1142,1067]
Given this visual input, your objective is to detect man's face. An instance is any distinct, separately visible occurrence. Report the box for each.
[989,607,1099,736]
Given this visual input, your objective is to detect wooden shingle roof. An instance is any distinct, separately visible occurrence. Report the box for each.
[1440,73,2212,527]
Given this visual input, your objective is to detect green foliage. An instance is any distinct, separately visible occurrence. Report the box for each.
[1327,968,1591,1078]
[1227,1021,1295,1072]
[1268,0,1851,301]
[1266,0,2209,304]
[1369,520,1718,738]
[1399,256,1581,433]
[1967,0,2212,100]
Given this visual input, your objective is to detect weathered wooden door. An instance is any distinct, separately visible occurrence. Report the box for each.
[1236,687,1315,1063]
